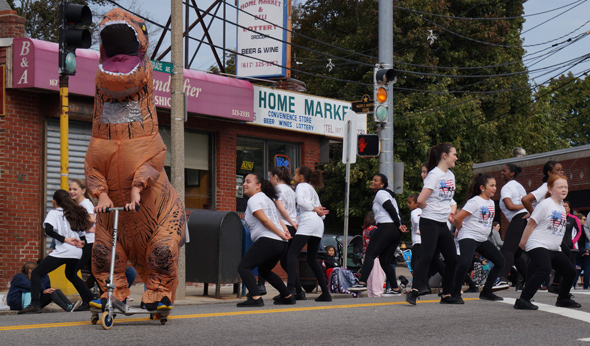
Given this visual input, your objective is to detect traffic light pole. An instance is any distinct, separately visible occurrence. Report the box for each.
[59,74,69,190]
[378,0,394,183]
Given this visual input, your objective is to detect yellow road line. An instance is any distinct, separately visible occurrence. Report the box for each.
[0,298,479,331]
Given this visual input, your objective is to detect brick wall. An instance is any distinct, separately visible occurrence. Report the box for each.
[0,89,44,289]
[0,10,25,39]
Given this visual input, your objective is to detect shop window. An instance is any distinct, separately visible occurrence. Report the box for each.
[236,136,300,212]
[161,128,213,210]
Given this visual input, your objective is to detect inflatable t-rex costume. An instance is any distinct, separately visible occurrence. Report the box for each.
[85,8,185,309]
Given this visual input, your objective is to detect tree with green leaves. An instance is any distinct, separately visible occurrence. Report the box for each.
[291,0,575,236]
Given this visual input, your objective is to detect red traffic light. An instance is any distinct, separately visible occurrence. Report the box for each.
[357,134,380,157]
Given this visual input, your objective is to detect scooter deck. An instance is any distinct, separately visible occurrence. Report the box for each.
[90,306,172,317]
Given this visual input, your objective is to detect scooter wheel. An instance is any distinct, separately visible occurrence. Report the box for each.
[100,312,114,330]
[160,318,167,325]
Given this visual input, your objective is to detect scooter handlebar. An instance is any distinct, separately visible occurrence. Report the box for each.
[104,205,140,213]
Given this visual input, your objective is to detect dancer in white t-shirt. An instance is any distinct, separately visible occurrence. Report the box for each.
[19,190,94,314]
[70,179,97,298]
[515,174,581,310]
[452,174,509,302]
[497,163,528,285]
[349,174,407,294]
[237,173,294,307]
[268,166,305,301]
[407,143,459,305]
[285,166,332,302]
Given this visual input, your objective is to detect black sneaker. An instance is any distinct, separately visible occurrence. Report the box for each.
[440,295,464,304]
[479,291,503,301]
[18,305,42,314]
[236,297,264,307]
[406,290,420,305]
[274,295,296,305]
[547,284,559,294]
[314,293,332,302]
[514,298,538,310]
[348,283,367,292]
[556,298,581,308]
[294,291,307,301]
[74,302,90,312]
[272,294,281,301]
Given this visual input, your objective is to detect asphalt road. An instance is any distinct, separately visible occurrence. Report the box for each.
[2,289,590,345]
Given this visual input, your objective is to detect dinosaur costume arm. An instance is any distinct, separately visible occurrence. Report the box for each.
[132,147,166,191]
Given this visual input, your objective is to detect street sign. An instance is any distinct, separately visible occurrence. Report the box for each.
[151,60,173,74]
[351,94,374,113]
[341,111,358,164]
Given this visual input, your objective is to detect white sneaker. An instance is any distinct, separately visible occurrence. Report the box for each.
[348,283,368,291]
[69,300,82,313]
[382,289,402,296]
[492,282,510,291]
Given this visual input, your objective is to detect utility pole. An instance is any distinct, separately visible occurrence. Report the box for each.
[378,0,394,183]
[171,0,186,300]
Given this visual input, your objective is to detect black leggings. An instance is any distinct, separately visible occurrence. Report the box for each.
[521,247,575,301]
[452,238,506,295]
[30,255,94,307]
[277,225,303,293]
[76,242,95,288]
[500,212,528,279]
[359,223,401,289]
[552,243,574,285]
[238,237,290,298]
[287,235,329,295]
[412,218,458,295]
[40,289,73,311]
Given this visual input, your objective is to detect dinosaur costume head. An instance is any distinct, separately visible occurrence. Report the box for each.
[93,8,157,135]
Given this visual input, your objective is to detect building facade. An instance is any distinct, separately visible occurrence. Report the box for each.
[0,9,365,289]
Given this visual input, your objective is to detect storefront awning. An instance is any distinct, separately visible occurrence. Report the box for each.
[10,38,254,122]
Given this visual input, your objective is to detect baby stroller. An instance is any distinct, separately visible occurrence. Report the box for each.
[336,235,364,273]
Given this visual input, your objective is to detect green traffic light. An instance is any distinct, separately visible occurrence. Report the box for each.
[375,105,388,122]
[65,52,76,74]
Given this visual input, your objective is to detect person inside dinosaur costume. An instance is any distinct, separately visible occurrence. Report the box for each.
[85,8,185,311]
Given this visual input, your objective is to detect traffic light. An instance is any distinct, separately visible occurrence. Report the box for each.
[357,134,380,157]
[59,2,92,75]
[373,66,397,123]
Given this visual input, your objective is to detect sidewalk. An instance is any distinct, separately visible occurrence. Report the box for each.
[0,264,414,315]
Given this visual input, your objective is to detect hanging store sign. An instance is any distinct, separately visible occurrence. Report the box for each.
[252,85,367,139]
[236,0,288,79]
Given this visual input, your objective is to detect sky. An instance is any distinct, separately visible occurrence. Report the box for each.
[91,0,590,85]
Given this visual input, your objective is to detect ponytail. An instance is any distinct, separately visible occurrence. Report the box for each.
[53,190,92,231]
[249,173,278,200]
[465,173,494,204]
[505,163,522,178]
[299,166,324,189]
[542,160,560,183]
[426,143,454,172]
[269,166,292,184]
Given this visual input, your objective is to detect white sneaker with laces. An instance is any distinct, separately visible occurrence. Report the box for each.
[382,289,402,296]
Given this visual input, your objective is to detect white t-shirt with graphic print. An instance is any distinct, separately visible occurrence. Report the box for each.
[525,198,567,252]
[457,196,496,242]
[421,167,455,223]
